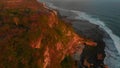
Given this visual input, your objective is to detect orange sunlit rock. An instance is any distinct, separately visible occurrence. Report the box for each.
[0,0,99,68]
[31,36,42,49]
[85,40,97,46]
[43,47,50,68]
[13,17,19,25]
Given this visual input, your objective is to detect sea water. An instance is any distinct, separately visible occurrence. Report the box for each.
[38,0,120,68]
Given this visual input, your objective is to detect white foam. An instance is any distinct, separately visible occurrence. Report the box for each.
[71,10,120,54]
[38,1,120,67]
[70,10,120,68]
[104,38,120,68]
[45,1,120,54]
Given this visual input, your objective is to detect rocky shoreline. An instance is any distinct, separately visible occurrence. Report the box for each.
[73,20,106,68]
[0,0,98,68]
[41,1,120,67]
[61,15,107,68]
[43,1,108,67]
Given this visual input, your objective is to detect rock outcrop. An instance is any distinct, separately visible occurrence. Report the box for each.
[71,20,106,68]
[0,0,96,68]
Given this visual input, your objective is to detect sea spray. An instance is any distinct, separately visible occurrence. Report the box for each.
[71,10,120,53]
[71,10,120,68]
[38,0,120,68]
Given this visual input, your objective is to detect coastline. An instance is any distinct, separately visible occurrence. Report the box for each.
[64,16,106,67]
[58,8,120,68]
[0,0,98,68]
[44,1,107,67]
[42,1,120,68]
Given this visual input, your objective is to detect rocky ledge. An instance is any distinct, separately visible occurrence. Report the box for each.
[58,9,108,67]
[0,0,97,68]
[65,19,107,68]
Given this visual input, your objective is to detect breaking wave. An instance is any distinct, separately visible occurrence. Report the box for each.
[71,10,120,68]
[38,1,120,68]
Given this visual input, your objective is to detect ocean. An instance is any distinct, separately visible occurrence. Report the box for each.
[38,0,120,68]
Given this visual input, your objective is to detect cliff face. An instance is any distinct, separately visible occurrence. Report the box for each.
[0,0,96,68]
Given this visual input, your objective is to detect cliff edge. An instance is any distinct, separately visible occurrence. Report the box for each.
[0,0,96,68]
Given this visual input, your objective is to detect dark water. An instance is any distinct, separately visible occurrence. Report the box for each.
[41,1,120,68]
[52,1,120,37]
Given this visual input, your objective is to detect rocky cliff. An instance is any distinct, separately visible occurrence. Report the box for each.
[0,0,96,68]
